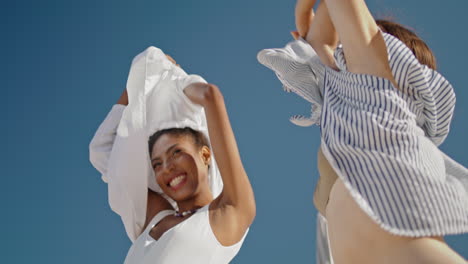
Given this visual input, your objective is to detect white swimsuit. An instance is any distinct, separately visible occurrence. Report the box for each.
[124,205,247,264]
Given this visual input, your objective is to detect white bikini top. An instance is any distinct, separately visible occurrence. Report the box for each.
[124,205,248,264]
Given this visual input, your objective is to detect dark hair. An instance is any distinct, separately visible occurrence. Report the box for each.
[376,19,437,70]
[148,127,209,157]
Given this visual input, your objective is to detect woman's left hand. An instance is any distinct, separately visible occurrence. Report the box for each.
[183,82,220,106]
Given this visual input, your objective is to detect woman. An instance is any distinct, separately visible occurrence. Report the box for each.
[90,49,255,263]
[259,0,467,263]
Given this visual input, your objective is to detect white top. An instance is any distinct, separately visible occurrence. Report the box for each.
[89,46,224,241]
[91,106,249,262]
[258,32,468,236]
[124,205,247,264]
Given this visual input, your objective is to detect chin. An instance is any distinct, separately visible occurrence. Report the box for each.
[166,186,197,202]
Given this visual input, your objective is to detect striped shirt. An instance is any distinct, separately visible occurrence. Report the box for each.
[258,32,468,236]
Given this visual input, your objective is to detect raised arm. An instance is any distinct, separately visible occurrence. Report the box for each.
[296,0,396,85]
[295,0,317,38]
[89,90,128,178]
[184,82,256,245]
[304,1,339,70]
[89,89,173,231]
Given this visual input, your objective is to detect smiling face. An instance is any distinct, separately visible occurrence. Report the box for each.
[150,132,211,203]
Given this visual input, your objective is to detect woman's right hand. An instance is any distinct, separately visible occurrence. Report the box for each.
[183,82,222,107]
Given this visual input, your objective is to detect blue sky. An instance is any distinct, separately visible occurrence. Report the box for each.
[4,0,467,262]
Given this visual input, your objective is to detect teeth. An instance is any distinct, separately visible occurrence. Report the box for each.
[169,175,186,187]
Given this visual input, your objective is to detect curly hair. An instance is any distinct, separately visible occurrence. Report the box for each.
[148,127,209,157]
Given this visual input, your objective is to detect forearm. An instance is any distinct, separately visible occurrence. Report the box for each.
[306,1,338,69]
[295,0,317,37]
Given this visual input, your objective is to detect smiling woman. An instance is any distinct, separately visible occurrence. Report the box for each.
[149,128,212,206]
[89,48,255,263]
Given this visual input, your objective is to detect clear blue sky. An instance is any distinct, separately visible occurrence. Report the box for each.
[3,0,467,263]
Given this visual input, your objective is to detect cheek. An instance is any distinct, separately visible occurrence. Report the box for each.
[192,158,208,180]
[178,153,198,170]
[155,173,165,188]
[178,154,206,182]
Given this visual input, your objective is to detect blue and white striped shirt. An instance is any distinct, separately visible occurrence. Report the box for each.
[258,32,468,236]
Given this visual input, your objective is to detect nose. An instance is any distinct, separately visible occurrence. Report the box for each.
[161,158,175,175]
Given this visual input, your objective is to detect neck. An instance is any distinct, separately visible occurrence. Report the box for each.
[176,191,213,212]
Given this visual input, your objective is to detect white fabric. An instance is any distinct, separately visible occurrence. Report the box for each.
[89,104,126,182]
[316,213,334,264]
[90,46,223,242]
[257,37,324,126]
[90,107,248,262]
[124,205,247,264]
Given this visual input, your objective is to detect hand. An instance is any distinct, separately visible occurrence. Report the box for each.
[295,0,317,37]
[165,54,180,67]
[183,82,221,106]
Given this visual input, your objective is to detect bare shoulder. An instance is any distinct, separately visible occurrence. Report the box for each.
[144,190,174,229]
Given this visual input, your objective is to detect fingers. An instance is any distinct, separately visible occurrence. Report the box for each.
[165,54,180,67]
[165,54,176,65]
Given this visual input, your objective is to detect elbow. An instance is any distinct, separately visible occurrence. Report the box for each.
[237,179,256,225]
[247,199,256,225]
[238,196,256,228]
[242,190,257,225]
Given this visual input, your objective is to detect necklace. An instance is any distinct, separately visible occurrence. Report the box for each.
[174,209,197,217]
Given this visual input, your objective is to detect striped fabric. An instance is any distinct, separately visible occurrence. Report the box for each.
[257,37,325,126]
[321,32,468,236]
[258,32,468,236]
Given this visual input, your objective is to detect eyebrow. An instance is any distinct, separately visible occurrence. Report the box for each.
[151,144,178,162]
